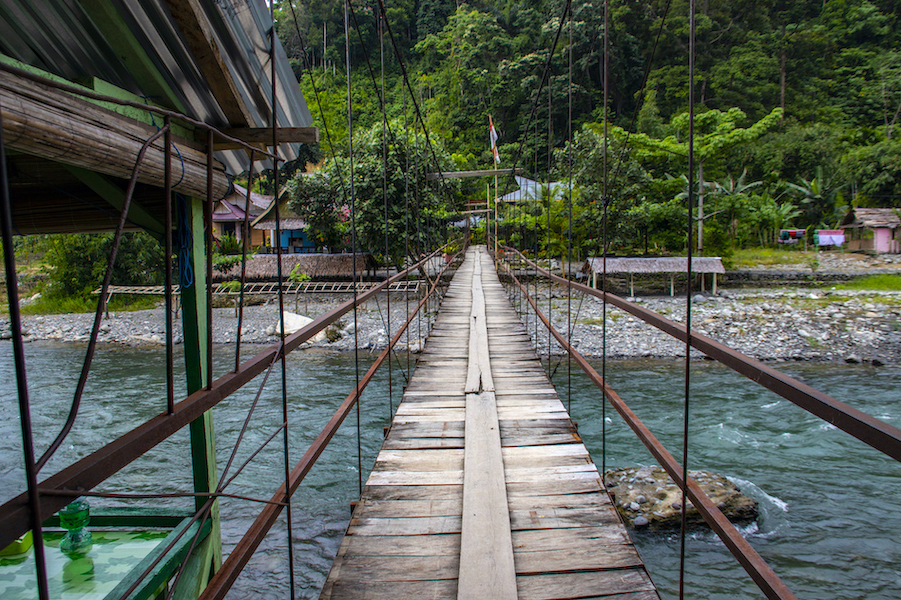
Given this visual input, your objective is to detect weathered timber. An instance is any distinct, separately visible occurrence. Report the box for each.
[0,69,230,200]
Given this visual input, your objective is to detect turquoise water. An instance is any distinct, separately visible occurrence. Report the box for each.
[558,357,901,600]
[1,342,899,599]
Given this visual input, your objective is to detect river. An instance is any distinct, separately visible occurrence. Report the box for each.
[1,342,899,599]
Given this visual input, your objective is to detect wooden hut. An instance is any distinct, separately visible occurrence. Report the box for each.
[582,256,726,296]
[213,184,273,247]
[841,208,901,254]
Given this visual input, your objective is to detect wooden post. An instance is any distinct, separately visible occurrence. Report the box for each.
[629,273,634,297]
[713,273,717,295]
[175,195,222,596]
[670,274,675,297]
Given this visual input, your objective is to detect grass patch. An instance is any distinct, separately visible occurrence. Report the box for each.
[834,274,901,291]
[579,317,605,326]
[730,248,814,269]
[17,294,160,315]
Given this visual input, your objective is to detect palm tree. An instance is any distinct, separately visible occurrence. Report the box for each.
[784,167,846,227]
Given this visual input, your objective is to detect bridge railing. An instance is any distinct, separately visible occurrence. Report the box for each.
[497,246,901,600]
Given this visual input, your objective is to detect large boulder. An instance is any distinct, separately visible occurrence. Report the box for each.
[604,466,758,529]
[270,312,327,342]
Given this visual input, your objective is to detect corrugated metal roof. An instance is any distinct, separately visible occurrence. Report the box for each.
[0,0,312,176]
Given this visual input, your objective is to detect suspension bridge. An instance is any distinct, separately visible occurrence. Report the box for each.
[319,246,657,599]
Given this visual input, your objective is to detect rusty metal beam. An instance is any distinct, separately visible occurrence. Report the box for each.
[0,247,448,551]
[506,248,901,462]
[499,260,797,600]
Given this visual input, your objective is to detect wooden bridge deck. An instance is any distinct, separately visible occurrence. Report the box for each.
[319,246,659,600]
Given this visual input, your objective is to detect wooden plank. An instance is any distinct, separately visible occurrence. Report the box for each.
[363,485,462,502]
[365,470,464,486]
[512,526,631,551]
[348,515,463,536]
[339,532,460,556]
[163,0,253,126]
[321,579,457,600]
[358,498,463,518]
[458,391,517,600]
[213,126,319,149]
[516,569,657,600]
[509,506,621,530]
[515,545,644,575]
[326,553,460,582]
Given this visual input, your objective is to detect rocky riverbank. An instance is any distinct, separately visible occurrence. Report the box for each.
[524,285,901,365]
[2,294,432,353]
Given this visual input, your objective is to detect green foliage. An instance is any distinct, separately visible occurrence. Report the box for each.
[278,0,901,255]
[834,274,901,291]
[287,122,460,266]
[44,233,164,299]
[221,279,243,293]
[289,265,312,282]
[216,233,242,255]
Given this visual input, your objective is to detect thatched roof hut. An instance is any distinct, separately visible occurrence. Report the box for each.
[582,257,725,275]
[582,256,725,296]
[216,253,377,281]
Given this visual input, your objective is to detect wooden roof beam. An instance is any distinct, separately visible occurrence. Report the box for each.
[163,0,254,126]
[205,127,320,151]
[427,168,523,180]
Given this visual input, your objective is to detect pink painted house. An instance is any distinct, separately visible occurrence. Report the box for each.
[841,208,901,254]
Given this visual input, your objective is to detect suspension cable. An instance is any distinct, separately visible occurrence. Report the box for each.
[345,0,364,497]
[380,12,393,418]
[679,1,697,597]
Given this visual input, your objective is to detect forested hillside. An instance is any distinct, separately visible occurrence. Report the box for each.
[274,0,900,257]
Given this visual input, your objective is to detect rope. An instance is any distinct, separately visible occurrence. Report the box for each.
[176,194,194,289]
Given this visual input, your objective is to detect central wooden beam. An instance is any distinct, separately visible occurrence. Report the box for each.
[458,248,517,600]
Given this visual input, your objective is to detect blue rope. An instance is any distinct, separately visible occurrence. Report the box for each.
[177,194,194,289]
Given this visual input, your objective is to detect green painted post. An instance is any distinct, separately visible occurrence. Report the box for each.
[175,195,222,597]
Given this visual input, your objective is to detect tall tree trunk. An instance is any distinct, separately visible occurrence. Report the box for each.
[780,24,786,123]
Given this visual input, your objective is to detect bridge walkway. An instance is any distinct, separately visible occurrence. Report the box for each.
[319,246,659,600]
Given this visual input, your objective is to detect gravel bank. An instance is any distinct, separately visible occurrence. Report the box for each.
[3,294,433,353]
[518,285,901,365]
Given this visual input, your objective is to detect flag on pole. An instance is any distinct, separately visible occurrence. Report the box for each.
[489,115,500,164]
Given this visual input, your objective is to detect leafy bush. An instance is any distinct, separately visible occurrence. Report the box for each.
[44,232,164,299]
[289,264,311,282]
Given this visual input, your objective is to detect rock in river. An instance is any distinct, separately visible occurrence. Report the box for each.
[604,466,758,529]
